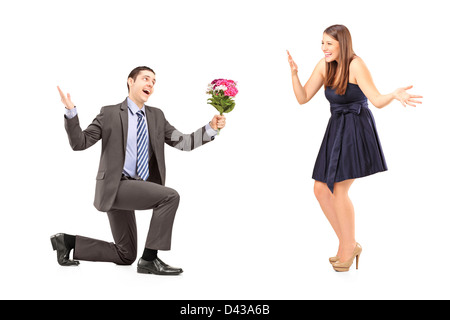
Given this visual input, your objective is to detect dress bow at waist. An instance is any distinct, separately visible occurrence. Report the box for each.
[330,100,367,115]
[326,100,368,193]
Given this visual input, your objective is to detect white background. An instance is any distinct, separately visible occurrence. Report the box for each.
[0,0,448,300]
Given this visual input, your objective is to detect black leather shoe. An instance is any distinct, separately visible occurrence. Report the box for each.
[137,257,183,275]
[50,233,80,266]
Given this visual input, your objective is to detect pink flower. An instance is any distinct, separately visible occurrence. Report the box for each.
[212,79,238,97]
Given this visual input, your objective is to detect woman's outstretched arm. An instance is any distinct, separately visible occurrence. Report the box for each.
[351,57,423,109]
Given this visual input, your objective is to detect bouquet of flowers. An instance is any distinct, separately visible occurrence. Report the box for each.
[206,78,238,113]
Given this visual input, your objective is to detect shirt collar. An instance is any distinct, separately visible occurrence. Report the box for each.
[127,97,145,115]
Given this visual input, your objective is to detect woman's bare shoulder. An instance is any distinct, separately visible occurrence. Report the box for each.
[317,57,326,67]
[315,57,326,77]
[350,56,367,70]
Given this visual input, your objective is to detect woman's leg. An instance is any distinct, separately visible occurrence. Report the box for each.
[314,180,342,257]
[332,179,356,262]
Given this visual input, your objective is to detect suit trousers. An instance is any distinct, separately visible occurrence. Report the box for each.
[73,177,180,265]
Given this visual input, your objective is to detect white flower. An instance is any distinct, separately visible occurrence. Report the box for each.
[206,83,214,94]
[214,85,227,92]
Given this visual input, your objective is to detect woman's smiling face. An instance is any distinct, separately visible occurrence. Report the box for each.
[322,33,340,63]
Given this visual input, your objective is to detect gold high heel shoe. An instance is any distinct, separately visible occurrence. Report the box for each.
[332,243,362,272]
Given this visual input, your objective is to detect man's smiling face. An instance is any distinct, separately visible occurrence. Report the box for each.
[128,70,156,107]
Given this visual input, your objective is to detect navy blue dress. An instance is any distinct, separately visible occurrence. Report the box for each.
[312,83,387,193]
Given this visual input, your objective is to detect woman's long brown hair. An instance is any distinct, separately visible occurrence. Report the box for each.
[324,25,356,95]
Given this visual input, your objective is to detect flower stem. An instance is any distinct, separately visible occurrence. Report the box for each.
[217,112,223,135]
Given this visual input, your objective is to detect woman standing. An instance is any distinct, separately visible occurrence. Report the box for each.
[287,25,422,272]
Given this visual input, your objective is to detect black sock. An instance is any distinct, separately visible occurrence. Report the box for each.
[142,248,158,261]
[64,234,76,250]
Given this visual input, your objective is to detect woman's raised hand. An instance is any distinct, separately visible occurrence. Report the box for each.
[287,50,298,75]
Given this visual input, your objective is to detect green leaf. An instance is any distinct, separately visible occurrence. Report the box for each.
[207,91,236,114]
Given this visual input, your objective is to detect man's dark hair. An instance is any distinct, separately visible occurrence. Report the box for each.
[127,66,155,92]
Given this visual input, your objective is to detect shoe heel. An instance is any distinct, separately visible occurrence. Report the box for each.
[137,267,151,274]
[50,236,57,251]
[356,254,360,270]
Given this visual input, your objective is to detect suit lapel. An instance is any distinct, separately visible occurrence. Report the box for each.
[145,105,156,156]
[119,99,128,156]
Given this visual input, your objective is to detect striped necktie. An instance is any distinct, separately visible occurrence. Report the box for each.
[136,110,149,181]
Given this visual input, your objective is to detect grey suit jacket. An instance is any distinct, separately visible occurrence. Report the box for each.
[64,98,214,212]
